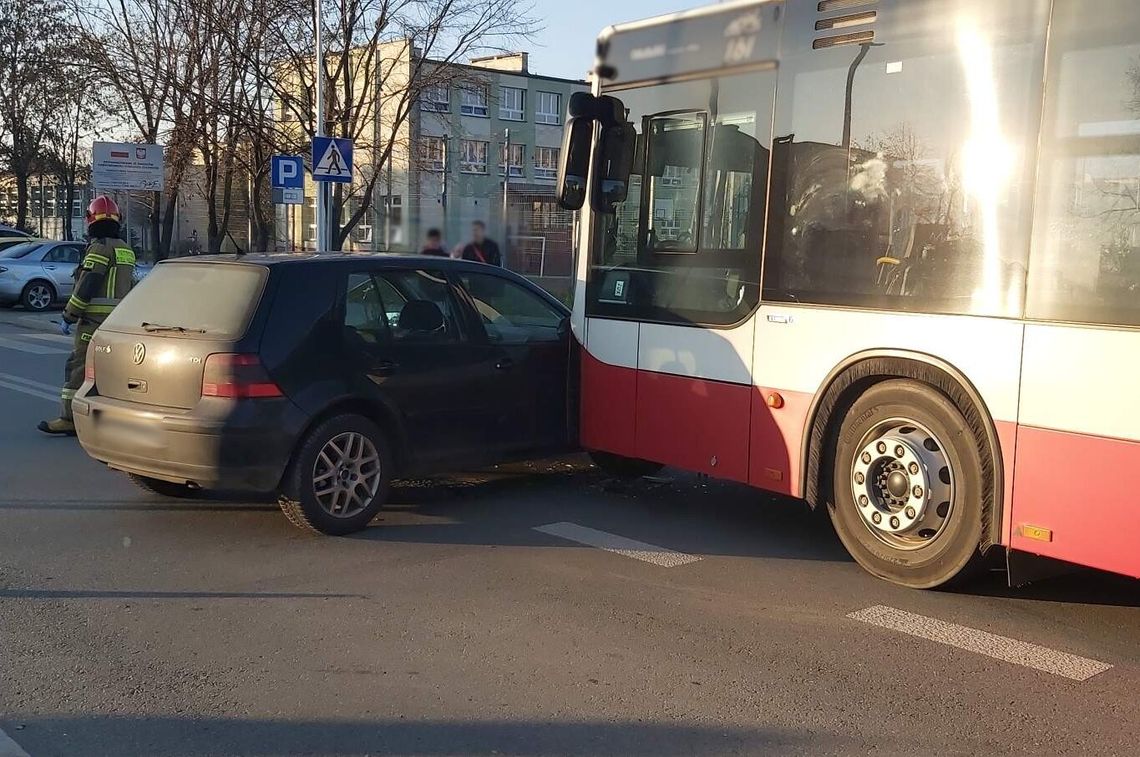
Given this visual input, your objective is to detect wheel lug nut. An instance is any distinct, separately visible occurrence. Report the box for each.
[876,442,887,454]
[895,445,905,458]
[871,512,882,524]
[862,452,872,464]
[889,516,900,529]
[855,472,865,485]
[909,462,919,475]
[913,485,923,498]
[859,495,869,506]
[905,506,916,519]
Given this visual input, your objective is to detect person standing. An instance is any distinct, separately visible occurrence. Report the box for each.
[38,196,137,436]
[420,228,448,257]
[455,221,502,266]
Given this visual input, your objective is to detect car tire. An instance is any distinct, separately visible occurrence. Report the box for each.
[128,473,201,499]
[21,280,55,312]
[278,414,393,535]
[589,451,664,478]
[827,379,987,589]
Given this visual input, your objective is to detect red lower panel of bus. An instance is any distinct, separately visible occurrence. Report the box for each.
[580,352,638,459]
[1010,426,1140,578]
[635,370,752,482]
[750,387,813,496]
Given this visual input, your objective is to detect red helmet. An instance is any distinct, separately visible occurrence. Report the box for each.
[86,195,121,225]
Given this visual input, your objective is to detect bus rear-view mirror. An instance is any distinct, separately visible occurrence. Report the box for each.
[557,116,593,211]
[590,121,636,214]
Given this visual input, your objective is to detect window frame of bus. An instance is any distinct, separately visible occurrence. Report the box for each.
[584,73,773,328]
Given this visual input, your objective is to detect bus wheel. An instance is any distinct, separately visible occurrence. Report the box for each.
[589,451,663,479]
[828,379,986,589]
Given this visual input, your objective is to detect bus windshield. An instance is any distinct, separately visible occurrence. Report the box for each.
[589,69,776,325]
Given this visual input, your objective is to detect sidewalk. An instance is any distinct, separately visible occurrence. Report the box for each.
[0,308,62,334]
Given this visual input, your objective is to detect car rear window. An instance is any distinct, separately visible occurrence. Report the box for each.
[102,262,268,338]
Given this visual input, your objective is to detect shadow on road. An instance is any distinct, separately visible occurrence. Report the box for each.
[960,569,1140,608]
[2,715,847,757]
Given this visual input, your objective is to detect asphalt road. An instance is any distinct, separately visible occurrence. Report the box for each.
[1,310,1139,756]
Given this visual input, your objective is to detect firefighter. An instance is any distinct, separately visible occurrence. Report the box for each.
[38,196,137,435]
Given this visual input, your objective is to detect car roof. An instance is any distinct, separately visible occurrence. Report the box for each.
[160,252,570,311]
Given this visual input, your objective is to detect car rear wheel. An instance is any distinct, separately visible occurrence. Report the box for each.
[827,379,987,589]
[128,473,200,499]
[278,414,393,535]
[21,280,54,311]
[589,451,664,478]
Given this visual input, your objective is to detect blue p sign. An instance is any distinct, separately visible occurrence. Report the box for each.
[271,155,304,189]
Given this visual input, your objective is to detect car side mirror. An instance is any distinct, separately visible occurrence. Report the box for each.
[557,116,593,211]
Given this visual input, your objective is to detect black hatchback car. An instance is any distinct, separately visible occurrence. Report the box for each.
[73,254,573,534]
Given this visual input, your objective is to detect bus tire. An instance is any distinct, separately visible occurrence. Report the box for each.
[828,379,986,589]
[589,451,663,479]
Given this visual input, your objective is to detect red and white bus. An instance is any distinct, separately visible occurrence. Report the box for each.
[558,0,1140,587]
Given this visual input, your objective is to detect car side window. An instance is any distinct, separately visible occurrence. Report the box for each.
[377,269,463,344]
[44,246,69,263]
[65,245,84,264]
[459,272,565,344]
[343,272,391,345]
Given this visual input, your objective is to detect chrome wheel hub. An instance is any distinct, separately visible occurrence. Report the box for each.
[312,432,382,518]
[851,420,954,549]
[28,286,50,310]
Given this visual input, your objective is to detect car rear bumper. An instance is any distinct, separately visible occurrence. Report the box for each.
[73,389,305,491]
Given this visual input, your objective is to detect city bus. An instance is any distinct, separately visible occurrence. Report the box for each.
[557,0,1140,588]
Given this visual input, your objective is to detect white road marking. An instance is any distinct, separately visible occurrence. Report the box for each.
[533,522,701,568]
[0,372,60,394]
[20,333,72,344]
[848,605,1112,681]
[0,727,30,757]
[0,377,58,403]
[0,336,68,355]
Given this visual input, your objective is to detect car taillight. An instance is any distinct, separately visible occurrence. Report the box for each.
[84,347,95,382]
[201,353,283,399]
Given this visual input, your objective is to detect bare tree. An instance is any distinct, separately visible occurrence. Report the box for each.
[249,0,537,249]
[79,0,200,258]
[0,0,73,229]
[43,70,104,240]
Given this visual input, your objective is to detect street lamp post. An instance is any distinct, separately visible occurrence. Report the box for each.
[314,1,329,251]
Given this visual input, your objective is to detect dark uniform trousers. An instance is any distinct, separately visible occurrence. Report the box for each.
[59,237,136,420]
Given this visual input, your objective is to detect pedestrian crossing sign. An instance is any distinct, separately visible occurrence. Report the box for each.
[312,136,353,183]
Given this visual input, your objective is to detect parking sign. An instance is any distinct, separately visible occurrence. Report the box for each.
[271,155,304,189]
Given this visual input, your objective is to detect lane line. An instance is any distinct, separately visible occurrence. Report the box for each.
[20,333,72,343]
[533,522,701,568]
[0,336,68,355]
[0,727,30,757]
[0,372,60,394]
[0,378,58,403]
[848,605,1112,682]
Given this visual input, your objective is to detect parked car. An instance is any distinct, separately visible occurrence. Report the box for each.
[0,240,86,311]
[73,254,573,534]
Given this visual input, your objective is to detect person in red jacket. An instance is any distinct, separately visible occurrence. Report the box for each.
[38,196,137,435]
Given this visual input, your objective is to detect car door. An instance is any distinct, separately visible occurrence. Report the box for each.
[41,243,83,298]
[339,267,505,470]
[453,270,571,453]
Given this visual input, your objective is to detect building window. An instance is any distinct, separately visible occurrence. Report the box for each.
[534,146,560,179]
[460,87,488,117]
[499,143,525,177]
[460,140,489,173]
[421,84,449,113]
[420,137,447,171]
[535,91,561,124]
[500,86,525,121]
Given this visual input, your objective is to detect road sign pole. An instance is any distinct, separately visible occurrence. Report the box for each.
[314,2,327,252]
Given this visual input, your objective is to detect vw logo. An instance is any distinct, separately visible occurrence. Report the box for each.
[133,343,146,365]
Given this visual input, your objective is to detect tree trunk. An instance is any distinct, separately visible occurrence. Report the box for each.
[63,180,75,240]
[150,190,162,260]
[160,191,178,259]
[14,173,29,230]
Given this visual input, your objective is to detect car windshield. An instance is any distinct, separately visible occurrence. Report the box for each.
[0,242,44,259]
[101,262,268,338]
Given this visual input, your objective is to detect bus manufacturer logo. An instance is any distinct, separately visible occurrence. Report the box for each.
[133,343,146,365]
